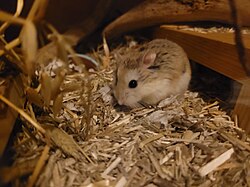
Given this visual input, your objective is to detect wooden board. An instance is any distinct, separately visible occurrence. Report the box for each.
[233,79,250,132]
[152,26,250,83]
[152,25,250,133]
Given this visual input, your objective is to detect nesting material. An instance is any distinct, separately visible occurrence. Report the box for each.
[1,40,250,187]
[165,24,250,34]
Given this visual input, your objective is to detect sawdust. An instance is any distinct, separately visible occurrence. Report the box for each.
[1,40,250,187]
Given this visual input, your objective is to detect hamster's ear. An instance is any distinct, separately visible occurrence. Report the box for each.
[142,51,156,68]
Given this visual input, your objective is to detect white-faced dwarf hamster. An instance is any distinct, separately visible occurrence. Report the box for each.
[113,39,191,108]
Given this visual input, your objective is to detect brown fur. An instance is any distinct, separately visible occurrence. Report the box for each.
[113,39,191,108]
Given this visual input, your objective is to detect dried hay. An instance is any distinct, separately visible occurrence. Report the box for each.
[0,1,250,187]
[1,38,250,186]
[164,24,250,34]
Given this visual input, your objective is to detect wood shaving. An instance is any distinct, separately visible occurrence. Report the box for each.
[4,39,250,187]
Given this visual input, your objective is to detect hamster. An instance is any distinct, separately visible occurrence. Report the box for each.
[113,39,191,108]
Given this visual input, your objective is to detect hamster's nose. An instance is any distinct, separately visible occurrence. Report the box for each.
[118,99,124,106]
[117,96,125,105]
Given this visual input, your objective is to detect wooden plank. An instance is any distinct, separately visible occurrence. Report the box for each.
[233,79,250,133]
[152,25,250,83]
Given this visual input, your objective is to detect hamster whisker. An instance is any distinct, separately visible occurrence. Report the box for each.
[138,101,151,108]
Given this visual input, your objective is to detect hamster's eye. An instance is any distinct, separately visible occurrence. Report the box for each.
[128,80,137,88]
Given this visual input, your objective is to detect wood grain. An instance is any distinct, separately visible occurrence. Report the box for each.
[103,0,250,39]
[152,26,250,83]
[233,79,250,133]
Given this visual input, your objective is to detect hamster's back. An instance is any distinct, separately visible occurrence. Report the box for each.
[139,39,191,78]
